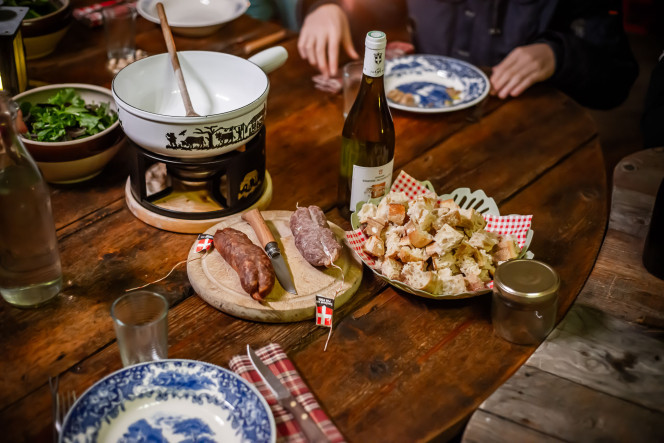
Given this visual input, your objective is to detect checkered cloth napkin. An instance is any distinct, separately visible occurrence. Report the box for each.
[345,170,532,276]
[229,343,345,443]
[73,0,135,27]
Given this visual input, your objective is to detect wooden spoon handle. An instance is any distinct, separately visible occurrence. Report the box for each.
[156,2,198,117]
[241,209,275,248]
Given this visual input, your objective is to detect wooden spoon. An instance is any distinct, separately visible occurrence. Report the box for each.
[156,2,200,117]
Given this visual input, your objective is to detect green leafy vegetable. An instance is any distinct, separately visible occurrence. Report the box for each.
[20,88,118,142]
[4,0,59,19]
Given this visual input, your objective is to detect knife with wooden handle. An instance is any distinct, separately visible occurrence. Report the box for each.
[247,345,329,443]
[242,209,297,294]
[242,29,288,55]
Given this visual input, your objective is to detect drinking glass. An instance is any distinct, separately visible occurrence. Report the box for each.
[111,290,168,366]
[343,61,364,118]
[103,3,137,73]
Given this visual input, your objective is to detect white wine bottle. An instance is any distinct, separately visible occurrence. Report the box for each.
[338,30,395,218]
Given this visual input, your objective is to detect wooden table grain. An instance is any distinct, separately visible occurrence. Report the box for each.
[0,5,608,442]
[462,148,664,442]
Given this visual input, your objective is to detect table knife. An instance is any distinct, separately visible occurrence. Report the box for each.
[242,209,297,294]
[247,345,329,443]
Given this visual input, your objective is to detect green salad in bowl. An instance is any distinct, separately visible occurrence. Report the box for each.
[4,0,59,19]
[19,88,118,142]
[13,83,124,184]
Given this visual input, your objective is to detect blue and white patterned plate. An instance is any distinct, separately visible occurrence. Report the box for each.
[385,55,489,113]
[60,360,275,443]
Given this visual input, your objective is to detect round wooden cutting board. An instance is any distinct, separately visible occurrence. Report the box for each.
[187,210,363,323]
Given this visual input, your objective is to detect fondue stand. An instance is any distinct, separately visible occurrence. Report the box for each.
[111,48,288,234]
[124,127,272,234]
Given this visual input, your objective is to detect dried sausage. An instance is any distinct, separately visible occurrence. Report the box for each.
[289,206,342,267]
[213,228,274,301]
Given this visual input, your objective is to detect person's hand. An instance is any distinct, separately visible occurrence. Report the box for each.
[490,43,556,99]
[297,4,359,77]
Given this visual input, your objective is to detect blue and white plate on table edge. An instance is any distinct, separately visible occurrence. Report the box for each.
[385,55,490,113]
[60,359,275,443]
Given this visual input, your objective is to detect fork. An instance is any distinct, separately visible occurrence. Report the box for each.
[49,376,76,442]
[56,390,77,436]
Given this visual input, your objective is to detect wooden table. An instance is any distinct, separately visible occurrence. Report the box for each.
[463,148,664,442]
[0,6,608,442]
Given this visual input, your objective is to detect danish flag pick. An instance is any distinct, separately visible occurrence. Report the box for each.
[315,295,334,327]
[195,234,214,253]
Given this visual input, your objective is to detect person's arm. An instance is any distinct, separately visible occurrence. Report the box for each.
[534,0,638,110]
[297,1,358,77]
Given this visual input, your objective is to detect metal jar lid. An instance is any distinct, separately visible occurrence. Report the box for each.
[494,259,560,305]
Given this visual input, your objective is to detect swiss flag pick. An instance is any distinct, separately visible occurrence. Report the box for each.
[315,295,334,327]
[195,234,214,253]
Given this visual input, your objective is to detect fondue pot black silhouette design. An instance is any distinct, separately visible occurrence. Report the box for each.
[112,48,287,233]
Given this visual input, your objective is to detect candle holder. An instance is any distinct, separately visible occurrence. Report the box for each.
[0,5,28,96]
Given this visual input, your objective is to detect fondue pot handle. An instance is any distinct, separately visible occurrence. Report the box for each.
[242,209,275,248]
[248,47,288,75]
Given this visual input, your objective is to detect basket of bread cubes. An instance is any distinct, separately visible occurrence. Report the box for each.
[347,171,534,299]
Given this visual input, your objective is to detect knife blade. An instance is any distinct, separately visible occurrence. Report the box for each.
[241,209,297,294]
[247,345,329,443]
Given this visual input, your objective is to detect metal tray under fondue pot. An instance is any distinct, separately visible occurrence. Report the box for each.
[111,47,287,159]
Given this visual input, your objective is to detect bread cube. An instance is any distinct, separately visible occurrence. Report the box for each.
[431,252,456,271]
[385,191,410,206]
[457,255,481,278]
[479,269,492,282]
[364,235,385,257]
[408,225,434,248]
[403,262,436,292]
[375,198,389,220]
[493,235,521,262]
[464,274,486,292]
[365,217,386,237]
[398,246,429,263]
[387,203,406,225]
[357,202,377,224]
[439,273,466,295]
[384,227,403,259]
[433,224,464,253]
[407,194,437,228]
[432,207,461,230]
[381,258,403,281]
[457,208,486,233]
[468,230,499,251]
[475,249,496,274]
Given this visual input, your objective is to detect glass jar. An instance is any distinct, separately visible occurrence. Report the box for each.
[492,259,560,345]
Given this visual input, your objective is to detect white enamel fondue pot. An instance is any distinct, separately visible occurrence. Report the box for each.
[112,47,287,158]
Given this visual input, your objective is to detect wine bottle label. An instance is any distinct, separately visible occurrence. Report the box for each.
[349,159,394,211]
[363,47,385,78]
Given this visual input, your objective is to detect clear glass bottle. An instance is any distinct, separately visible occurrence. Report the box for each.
[338,30,395,218]
[0,94,62,307]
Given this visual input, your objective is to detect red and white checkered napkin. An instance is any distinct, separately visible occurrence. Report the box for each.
[389,169,435,200]
[229,343,345,443]
[344,170,533,280]
[73,0,135,27]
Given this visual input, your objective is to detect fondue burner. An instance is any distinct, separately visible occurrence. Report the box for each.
[125,127,272,233]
